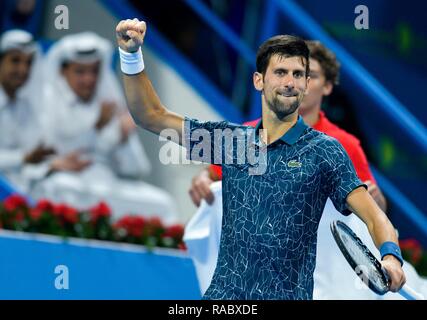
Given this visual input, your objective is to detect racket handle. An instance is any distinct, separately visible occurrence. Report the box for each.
[399,285,425,300]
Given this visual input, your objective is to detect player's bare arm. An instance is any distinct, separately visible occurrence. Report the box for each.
[346,187,406,292]
[116,18,184,144]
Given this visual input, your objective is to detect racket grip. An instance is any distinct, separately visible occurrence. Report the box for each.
[399,285,425,300]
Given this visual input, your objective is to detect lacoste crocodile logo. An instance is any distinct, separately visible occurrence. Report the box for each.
[287,160,302,168]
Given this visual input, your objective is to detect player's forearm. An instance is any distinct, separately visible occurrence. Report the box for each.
[349,188,403,268]
[123,72,167,133]
[366,209,398,249]
[367,209,404,268]
[348,188,397,248]
[117,19,184,142]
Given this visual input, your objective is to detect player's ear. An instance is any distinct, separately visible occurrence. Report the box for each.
[253,72,263,91]
[304,76,310,95]
[323,80,333,96]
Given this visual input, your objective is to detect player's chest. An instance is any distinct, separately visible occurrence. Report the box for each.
[225,146,321,191]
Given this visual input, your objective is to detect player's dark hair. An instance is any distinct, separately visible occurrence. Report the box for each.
[256,35,310,77]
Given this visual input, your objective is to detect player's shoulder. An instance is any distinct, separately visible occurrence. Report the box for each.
[303,129,352,169]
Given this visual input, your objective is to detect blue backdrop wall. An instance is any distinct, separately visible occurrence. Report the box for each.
[0,231,201,300]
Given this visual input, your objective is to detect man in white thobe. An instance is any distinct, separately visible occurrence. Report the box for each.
[0,29,55,193]
[31,32,178,223]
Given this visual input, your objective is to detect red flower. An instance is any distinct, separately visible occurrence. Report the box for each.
[14,210,25,222]
[129,216,146,237]
[53,204,65,217]
[35,199,54,212]
[30,208,43,221]
[148,216,163,229]
[113,215,128,229]
[400,238,423,264]
[63,207,79,224]
[3,194,28,211]
[178,242,187,251]
[163,224,184,240]
[114,215,146,238]
[400,239,421,250]
[53,204,79,224]
[89,201,111,223]
[145,216,164,236]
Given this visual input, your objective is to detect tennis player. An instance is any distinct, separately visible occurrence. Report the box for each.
[115,18,405,300]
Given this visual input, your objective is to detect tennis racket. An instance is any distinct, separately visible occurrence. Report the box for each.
[330,220,424,300]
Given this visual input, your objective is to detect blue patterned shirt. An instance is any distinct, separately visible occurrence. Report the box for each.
[184,116,365,300]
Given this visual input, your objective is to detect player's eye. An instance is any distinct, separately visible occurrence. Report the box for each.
[294,71,304,78]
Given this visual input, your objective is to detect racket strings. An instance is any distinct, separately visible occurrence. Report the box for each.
[341,232,387,290]
[333,221,389,294]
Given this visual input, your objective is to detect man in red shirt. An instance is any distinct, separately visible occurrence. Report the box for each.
[189,40,386,211]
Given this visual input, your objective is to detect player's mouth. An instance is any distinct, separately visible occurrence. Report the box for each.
[278,91,298,98]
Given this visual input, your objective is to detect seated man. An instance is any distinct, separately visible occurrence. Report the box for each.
[31,32,178,222]
[0,29,74,193]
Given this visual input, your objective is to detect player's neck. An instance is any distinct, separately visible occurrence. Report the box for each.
[261,109,298,145]
[300,104,321,127]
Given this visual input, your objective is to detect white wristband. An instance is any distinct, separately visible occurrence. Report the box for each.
[119,47,145,75]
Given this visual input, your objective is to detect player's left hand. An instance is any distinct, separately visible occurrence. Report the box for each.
[381,255,406,292]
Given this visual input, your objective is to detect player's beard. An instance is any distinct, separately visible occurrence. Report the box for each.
[265,90,304,120]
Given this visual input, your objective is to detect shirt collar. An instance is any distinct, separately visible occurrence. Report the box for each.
[253,115,308,146]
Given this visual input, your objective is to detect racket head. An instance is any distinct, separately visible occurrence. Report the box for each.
[330,220,390,295]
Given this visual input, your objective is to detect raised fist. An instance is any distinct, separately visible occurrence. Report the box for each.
[116,18,146,53]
